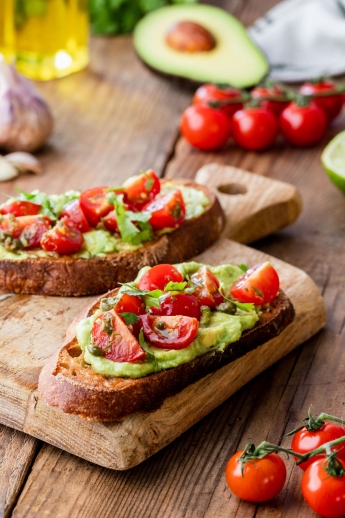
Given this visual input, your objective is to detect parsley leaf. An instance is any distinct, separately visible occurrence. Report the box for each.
[164,281,187,292]
[120,285,162,309]
[112,195,153,245]
[118,312,140,325]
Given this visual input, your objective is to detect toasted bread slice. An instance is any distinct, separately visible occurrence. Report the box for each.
[38,288,294,422]
[0,181,224,296]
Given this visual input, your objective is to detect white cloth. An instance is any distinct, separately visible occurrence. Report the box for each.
[248,0,345,82]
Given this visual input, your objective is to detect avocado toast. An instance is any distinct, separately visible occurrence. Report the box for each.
[39,261,295,421]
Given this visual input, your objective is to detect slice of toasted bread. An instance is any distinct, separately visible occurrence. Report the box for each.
[38,288,294,422]
[0,181,224,296]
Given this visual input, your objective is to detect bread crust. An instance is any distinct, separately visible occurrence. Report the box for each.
[38,289,295,422]
[0,181,224,296]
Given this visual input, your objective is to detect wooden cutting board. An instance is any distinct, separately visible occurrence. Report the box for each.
[195,163,302,243]
[0,238,325,470]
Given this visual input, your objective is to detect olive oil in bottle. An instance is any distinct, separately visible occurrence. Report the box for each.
[14,0,89,80]
[0,0,15,63]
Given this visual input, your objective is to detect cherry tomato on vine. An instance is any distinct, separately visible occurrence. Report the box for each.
[150,293,201,320]
[140,313,199,349]
[0,200,41,217]
[60,199,90,233]
[251,84,289,118]
[138,264,183,291]
[230,262,279,305]
[125,170,160,210]
[144,189,186,230]
[190,266,223,307]
[232,106,278,151]
[225,451,286,502]
[40,218,83,255]
[180,104,231,151]
[193,83,243,120]
[300,79,343,121]
[302,457,345,518]
[280,100,327,147]
[291,422,345,471]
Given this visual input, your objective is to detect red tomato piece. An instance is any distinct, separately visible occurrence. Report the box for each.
[302,457,345,518]
[60,199,90,233]
[0,214,51,250]
[150,293,201,320]
[180,104,232,151]
[230,262,279,305]
[138,264,183,291]
[232,106,278,151]
[103,210,119,234]
[140,313,199,349]
[79,186,114,227]
[125,170,160,210]
[291,422,345,471]
[300,79,343,121]
[190,266,224,307]
[91,310,146,362]
[280,101,327,147]
[0,200,41,217]
[225,451,286,502]
[113,293,146,337]
[40,219,83,255]
[193,83,243,121]
[251,84,289,118]
[143,189,186,230]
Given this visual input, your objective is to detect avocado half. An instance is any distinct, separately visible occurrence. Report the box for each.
[133,5,269,88]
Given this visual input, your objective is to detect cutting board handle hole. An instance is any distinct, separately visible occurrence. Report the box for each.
[217,183,247,196]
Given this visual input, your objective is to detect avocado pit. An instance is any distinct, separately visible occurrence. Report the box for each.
[166,21,216,53]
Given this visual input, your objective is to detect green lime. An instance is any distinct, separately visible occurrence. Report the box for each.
[321,131,345,195]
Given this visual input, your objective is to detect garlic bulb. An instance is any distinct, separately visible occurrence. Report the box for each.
[0,152,43,182]
[0,59,54,152]
[0,157,18,181]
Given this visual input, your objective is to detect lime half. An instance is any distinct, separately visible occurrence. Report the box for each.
[322,131,345,195]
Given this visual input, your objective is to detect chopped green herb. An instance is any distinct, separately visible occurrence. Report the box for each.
[232,301,256,312]
[164,281,187,292]
[238,264,248,272]
[118,312,140,325]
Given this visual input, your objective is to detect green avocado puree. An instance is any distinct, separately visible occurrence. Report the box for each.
[76,263,259,379]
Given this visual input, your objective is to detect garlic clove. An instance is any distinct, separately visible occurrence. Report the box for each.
[4,152,42,175]
[0,156,19,181]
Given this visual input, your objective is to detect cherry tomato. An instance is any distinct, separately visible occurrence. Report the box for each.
[103,210,119,234]
[280,100,327,147]
[291,422,345,471]
[0,200,41,217]
[180,104,231,151]
[0,214,51,249]
[144,189,186,230]
[251,84,289,118]
[150,293,201,320]
[225,451,286,502]
[302,457,345,518]
[190,266,224,307]
[140,313,199,349]
[60,199,90,233]
[230,262,279,305]
[40,219,83,255]
[232,106,278,151]
[300,79,343,121]
[91,310,145,362]
[125,170,160,210]
[113,293,146,337]
[193,83,243,120]
[138,264,183,291]
[79,186,114,227]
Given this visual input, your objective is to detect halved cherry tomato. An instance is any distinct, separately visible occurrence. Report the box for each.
[125,170,160,210]
[230,262,279,305]
[193,83,243,120]
[226,451,286,502]
[140,313,199,349]
[103,210,119,234]
[150,293,201,320]
[291,422,345,471]
[180,104,232,151]
[232,106,278,151]
[113,293,146,337]
[79,186,114,227]
[251,84,289,118]
[300,79,343,121]
[0,214,51,249]
[280,100,327,147]
[40,219,83,255]
[138,264,183,291]
[190,266,224,307]
[144,189,186,230]
[91,310,145,362]
[302,457,345,518]
[60,199,90,233]
[0,200,41,217]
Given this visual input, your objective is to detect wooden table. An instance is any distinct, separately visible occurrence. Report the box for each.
[1,0,345,516]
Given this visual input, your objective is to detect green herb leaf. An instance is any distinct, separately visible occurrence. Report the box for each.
[138,329,158,369]
[238,264,248,272]
[232,301,255,312]
[118,312,140,325]
[120,284,162,298]
[113,196,153,245]
[164,281,187,292]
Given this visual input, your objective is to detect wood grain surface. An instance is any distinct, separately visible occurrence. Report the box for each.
[1,0,345,515]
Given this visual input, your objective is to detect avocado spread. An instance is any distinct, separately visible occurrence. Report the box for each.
[76,262,259,379]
